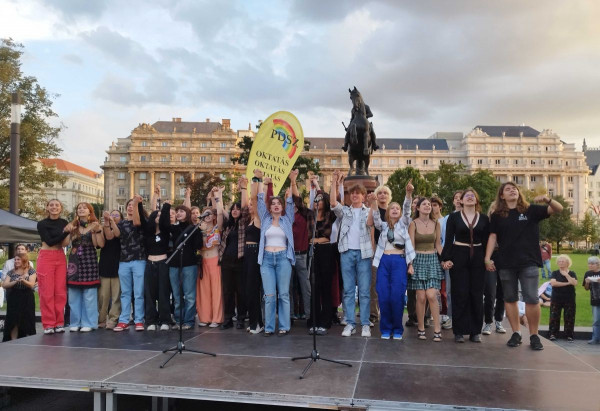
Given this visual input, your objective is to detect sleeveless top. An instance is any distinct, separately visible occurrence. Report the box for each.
[246,222,260,243]
[414,224,436,252]
[265,225,287,248]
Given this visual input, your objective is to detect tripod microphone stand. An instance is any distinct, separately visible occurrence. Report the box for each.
[161,223,216,368]
[291,197,352,379]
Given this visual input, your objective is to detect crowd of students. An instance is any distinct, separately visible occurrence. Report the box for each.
[2,170,600,348]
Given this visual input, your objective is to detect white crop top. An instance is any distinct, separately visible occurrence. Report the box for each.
[265,225,287,248]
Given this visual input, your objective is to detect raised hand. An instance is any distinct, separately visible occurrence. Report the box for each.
[185,187,191,197]
[289,169,299,182]
[263,176,272,185]
[155,184,161,195]
[406,179,414,194]
[133,194,143,203]
[238,176,248,190]
[366,192,377,206]
[533,194,550,203]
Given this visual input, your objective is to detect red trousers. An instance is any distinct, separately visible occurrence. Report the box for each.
[37,249,67,329]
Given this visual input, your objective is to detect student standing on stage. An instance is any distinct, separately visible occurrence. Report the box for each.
[255,169,296,336]
[405,195,421,328]
[369,185,392,326]
[408,197,444,341]
[109,195,147,332]
[99,210,123,329]
[139,186,172,331]
[2,253,37,341]
[485,182,562,350]
[65,203,104,332]
[36,199,71,334]
[548,254,577,342]
[368,180,415,340]
[197,187,225,328]
[442,189,489,343]
[331,170,374,338]
[219,192,248,330]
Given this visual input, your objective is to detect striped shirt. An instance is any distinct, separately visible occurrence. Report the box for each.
[372,196,415,267]
[257,192,296,265]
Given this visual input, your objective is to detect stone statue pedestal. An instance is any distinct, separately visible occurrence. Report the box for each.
[343,175,378,206]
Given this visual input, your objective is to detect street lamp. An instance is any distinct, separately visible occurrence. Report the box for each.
[10,91,22,215]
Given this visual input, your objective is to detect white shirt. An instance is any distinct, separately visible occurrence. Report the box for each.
[347,207,362,250]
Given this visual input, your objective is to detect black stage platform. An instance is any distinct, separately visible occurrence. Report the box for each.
[0,322,598,410]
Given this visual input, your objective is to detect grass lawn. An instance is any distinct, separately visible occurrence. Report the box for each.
[539,253,594,327]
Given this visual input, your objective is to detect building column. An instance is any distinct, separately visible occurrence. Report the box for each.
[506,174,512,184]
[129,171,135,198]
[543,175,548,191]
[191,172,195,181]
[556,175,561,196]
[525,174,530,190]
[170,171,175,201]
[150,171,155,191]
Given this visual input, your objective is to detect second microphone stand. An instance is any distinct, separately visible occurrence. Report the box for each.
[291,197,352,378]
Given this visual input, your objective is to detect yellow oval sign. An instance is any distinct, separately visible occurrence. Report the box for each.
[246,111,304,196]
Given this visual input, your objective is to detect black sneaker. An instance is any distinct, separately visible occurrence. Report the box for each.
[454,334,465,343]
[507,332,522,347]
[405,319,415,327]
[530,334,544,350]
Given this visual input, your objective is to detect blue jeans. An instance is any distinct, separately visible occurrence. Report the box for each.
[169,265,197,327]
[376,254,407,337]
[592,305,600,343]
[118,260,146,324]
[68,287,98,328]
[541,259,551,278]
[340,249,371,327]
[260,250,292,333]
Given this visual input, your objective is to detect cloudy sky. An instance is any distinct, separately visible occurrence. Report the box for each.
[2,0,599,172]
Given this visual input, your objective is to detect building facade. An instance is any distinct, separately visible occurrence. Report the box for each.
[36,159,104,214]
[102,121,589,218]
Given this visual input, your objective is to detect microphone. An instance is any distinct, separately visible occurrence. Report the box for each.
[200,210,212,219]
[314,194,323,203]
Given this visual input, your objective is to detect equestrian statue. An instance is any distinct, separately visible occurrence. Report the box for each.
[342,87,379,176]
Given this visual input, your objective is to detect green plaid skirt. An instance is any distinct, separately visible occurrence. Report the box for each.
[407,252,444,290]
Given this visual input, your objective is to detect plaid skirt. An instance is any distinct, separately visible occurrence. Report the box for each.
[407,252,444,290]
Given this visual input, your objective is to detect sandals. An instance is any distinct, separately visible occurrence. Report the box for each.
[433,331,442,342]
[417,329,427,340]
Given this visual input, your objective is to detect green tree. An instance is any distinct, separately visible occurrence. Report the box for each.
[577,212,599,249]
[424,162,466,212]
[539,196,575,253]
[0,38,65,213]
[184,172,239,208]
[231,136,253,166]
[386,167,432,204]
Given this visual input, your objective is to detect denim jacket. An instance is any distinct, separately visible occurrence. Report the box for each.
[372,196,415,268]
[332,202,373,259]
[257,192,296,265]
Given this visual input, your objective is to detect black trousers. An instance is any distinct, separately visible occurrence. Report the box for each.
[244,245,263,329]
[449,246,486,336]
[308,243,334,329]
[483,270,505,324]
[407,290,417,322]
[144,259,172,325]
[221,255,246,323]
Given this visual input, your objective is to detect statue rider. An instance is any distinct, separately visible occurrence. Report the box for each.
[342,101,379,152]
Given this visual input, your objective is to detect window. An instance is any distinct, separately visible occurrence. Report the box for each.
[141,141,148,147]
[140,155,147,162]
[495,159,501,165]
[220,173,226,180]
[548,176,554,183]
[120,156,127,163]
[548,189,554,197]
[160,188,166,197]
[458,160,462,164]
[477,159,483,165]
[495,176,501,182]
[160,173,167,180]
[139,173,147,180]
[161,156,168,162]
[389,159,397,166]
[372,159,380,166]
[589,191,593,198]
[117,172,125,180]
[407,159,412,165]
[201,156,208,163]
[220,156,226,163]
[181,156,189,163]
[568,190,573,198]
[178,176,185,184]
[568,206,573,214]
[423,159,429,165]
[201,142,208,148]
[179,188,186,196]
[161,141,168,147]
[530,176,536,182]
[566,161,569,166]
[118,204,125,213]
[568,176,574,183]
[331,159,338,165]
[514,159,518,165]
[545,147,549,151]
[530,160,535,165]
[314,158,319,164]
[181,142,188,148]
[220,142,227,148]
[548,160,554,165]
[78,184,81,190]
[139,188,146,196]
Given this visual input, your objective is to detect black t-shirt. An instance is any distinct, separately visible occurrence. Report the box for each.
[373,207,387,245]
[583,270,600,306]
[550,270,577,303]
[223,225,239,258]
[168,222,202,268]
[489,204,549,269]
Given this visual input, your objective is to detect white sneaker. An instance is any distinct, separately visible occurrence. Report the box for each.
[361,325,371,337]
[70,326,79,332]
[369,321,374,327]
[160,324,170,331]
[249,325,264,334]
[147,324,156,331]
[209,322,219,328]
[442,318,452,330]
[495,321,507,334]
[482,323,492,335]
[54,326,65,333]
[198,322,208,327]
[340,318,348,326]
[80,327,92,332]
[44,328,55,335]
[341,324,356,337]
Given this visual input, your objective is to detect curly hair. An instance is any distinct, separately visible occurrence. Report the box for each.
[490,182,529,218]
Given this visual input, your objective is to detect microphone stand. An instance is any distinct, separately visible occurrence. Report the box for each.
[291,198,352,379]
[160,223,216,368]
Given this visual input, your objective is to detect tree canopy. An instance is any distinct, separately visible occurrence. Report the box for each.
[0,38,65,214]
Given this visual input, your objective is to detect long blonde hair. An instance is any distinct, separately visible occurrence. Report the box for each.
[490,182,529,218]
[385,202,401,229]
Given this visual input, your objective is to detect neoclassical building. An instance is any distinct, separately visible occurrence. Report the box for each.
[102,120,588,218]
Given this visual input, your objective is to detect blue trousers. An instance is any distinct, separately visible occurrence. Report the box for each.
[376,254,407,336]
[340,249,371,327]
[118,260,146,324]
[68,287,98,328]
[260,250,292,333]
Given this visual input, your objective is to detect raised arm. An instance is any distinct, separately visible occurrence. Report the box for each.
[285,187,295,222]
[151,184,160,212]
[289,169,300,198]
[367,193,382,230]
[183,187,192,209]
[102,211,118,239]
[132,195,143,227]
[330,170,340,208]
[214,186,225,230]
[159,201,171,232]
[240,176,249,208]
[533,194,563,216]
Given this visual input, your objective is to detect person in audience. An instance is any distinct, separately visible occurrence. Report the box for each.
[548,254,577,342]
[583,256,600,344]
[2,253,37,341]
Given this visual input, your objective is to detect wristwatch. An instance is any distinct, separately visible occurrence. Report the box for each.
[252,177,262,183]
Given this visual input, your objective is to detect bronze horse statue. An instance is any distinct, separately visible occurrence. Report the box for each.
[342,87,378,176]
